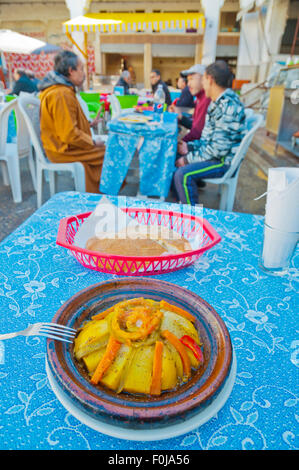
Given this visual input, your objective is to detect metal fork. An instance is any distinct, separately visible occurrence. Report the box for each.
[0,323,77,343]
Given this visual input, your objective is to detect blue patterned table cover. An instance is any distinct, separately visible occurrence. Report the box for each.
[0,192,298,451]
[7,112,16,143]
[100,112,178,198]
[0,102,16,143]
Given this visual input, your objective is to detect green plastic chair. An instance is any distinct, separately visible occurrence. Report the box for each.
[79,92,103,119]
[87,101,104,120]
[80,92,100,103]
[5,95,16,102]
[116,95,138,109]
[5,94,17,128]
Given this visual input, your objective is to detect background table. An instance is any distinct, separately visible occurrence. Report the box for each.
[100,111,178,198]
[0,192,298,450]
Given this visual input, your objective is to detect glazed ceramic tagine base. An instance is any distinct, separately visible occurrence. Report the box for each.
[46,278,235,433]
[46,350,236,441]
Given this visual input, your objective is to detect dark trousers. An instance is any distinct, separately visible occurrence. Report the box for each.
[173,159,229,205]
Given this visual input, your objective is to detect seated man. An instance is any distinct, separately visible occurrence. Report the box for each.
[26,70,41,88]
[114,70,132,95]
[173,60,246,205]
[174,72,195,109]
[11,69,38,95]
[174,65,211,151]
[150,69,172,107]
[39,50,105,193]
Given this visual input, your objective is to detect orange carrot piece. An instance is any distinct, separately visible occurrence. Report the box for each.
[91,336,121,385]
[91,306,115,321]
[159,301,196,323]
[150,341,164,396]
[161,330,191,378]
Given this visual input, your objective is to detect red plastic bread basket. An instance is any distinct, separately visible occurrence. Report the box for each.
[56,207,221,276]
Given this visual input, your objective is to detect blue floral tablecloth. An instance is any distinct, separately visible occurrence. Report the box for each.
[0,192,298,451]
[100,112,178,198]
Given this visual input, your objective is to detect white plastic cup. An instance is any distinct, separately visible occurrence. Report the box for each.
[260,223,299,273]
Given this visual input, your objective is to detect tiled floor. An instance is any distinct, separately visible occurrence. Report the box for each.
[0,128,297,243]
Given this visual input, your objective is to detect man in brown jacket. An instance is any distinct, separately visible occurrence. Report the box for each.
[39,50,105,193]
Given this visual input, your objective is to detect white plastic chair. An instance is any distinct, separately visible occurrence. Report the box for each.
[108,94,121,118]
[0,99,36,203]
[18,93,85,208]
[76,93,108,139]
[76,93,95,139]
[202,109,264,212]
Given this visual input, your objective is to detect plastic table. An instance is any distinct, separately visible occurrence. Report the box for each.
[100,112,178,199]
[0,192,298,450]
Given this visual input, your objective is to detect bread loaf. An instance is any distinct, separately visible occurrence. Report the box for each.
[86,237,167,256]
[86,226,192,256]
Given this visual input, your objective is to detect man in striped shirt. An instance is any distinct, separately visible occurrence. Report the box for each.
[173,60,246,205]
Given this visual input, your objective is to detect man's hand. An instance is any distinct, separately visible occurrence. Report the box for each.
[90,115,102,128]
[175,156,187,168]
[168,104,182,119]
[94,140,105,148]
[90,106,104,128]
[177,140,188,155]
[93,136,105,148]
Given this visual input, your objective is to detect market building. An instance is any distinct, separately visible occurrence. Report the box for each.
[1,0,297,88]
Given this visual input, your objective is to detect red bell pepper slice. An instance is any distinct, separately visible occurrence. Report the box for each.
[180,335,204,364]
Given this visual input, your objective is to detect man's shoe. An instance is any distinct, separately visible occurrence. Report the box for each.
[197,180,206,189]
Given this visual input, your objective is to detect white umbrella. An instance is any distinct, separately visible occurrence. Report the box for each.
[0,29,46,54]
[0,29,48,88]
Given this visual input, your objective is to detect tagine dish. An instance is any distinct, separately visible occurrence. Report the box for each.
[73,297,204,396]
[47,279,233,431]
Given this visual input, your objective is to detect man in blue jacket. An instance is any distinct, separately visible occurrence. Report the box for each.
[114,70,132,95]
[173,60,246,205]
[150,69,172,107]
[11,69,38,95]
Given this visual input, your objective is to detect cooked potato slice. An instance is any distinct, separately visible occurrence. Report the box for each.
[123,345,154,394]
[160,310,199,344]
[101,344,132,391]
[185,348,200,369]
[83,348,106,374]
[74,319,109,359]
[164,342,183,379]
[161,343,178,391]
